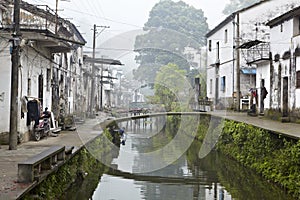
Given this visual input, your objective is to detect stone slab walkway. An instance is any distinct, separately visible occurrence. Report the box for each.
[211,111,300,139]
[0,112,108,200]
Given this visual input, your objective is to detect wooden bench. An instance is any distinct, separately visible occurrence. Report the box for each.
[18,146,66,183]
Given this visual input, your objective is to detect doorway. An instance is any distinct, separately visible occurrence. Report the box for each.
[215,77,219,105]
[282,77,288,117]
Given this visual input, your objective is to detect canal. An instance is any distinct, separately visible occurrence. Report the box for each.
[63,115,294,200]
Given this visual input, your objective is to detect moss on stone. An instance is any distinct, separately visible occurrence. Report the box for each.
[217,120,300,199]
[22,133,114,200]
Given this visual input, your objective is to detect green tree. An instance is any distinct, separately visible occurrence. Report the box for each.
[154,63,187,111]
[223,0,260,15]
[134,0,209,83]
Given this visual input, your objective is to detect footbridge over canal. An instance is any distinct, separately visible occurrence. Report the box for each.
[101,111,300,140]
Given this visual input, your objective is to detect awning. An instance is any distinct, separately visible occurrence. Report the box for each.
[241,68,256,75]
[238,40,264,49]
[84,57,124,65]
[101,75,118,80]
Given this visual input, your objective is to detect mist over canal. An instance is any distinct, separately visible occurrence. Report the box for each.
[63,115,294,200]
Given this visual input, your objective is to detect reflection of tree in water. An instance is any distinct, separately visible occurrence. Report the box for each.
[186,140,294,200]
[62,165,108,199]
[132,116,295,200]
[130,115,181,153]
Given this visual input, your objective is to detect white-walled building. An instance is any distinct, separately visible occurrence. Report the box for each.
[206,0,300,110]
[262,6,300,121]
[0,1,86,142]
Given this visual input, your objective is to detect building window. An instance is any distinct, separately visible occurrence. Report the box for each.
[297,71,300,88]
[224,29,228,43]
[299,16,300,35]
[293,16,300,36]
[208,40,212,51]
[27,78,31,96]
[221,76,226,92]
[216,41,220,61]
[210,79,212,94]
[60,74,64,84]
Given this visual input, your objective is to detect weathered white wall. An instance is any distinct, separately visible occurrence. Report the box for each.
[207,21,234,103]
[256,63,270,109]
[206,0,300,109]
[292,34,300,108]
[0,42,53,134]
[0,40,11,133]
[20,45,52,134]
[239,0,300,111]
[296,56,300,108]
[270,20,293,58]
[239,0,300,41]
[269,14,300,110]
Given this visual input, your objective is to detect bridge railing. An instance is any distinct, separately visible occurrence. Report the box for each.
[193,100,213,112]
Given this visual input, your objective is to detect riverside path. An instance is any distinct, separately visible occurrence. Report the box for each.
[210,110,300,139]
[0,112,108,200]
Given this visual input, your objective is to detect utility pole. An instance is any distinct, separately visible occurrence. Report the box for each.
[9,0,21,150]
[90,25,109,116]
[90,24,97,117]
[100,56,103,111]
[236,13,241,112]
[55,0,58,34]
[55,0,69,34]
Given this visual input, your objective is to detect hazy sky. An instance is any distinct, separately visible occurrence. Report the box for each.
[25,0,229,47]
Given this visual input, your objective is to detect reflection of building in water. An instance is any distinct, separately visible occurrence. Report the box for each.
[132,154,231,200]
[120,115,166,134]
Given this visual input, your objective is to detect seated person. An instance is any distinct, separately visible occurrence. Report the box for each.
[42,107,51,118]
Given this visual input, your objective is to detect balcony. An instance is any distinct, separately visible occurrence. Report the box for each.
[0,2,85,52]
[1,4,56,34]
[239,40,270,65]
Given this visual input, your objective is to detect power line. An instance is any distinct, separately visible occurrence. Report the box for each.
[84,46,134,52]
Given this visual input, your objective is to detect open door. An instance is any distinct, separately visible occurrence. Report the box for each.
[215,77,219,105]
[38,74,43,104]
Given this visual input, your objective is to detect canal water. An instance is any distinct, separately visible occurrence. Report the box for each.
[64,116,294,200]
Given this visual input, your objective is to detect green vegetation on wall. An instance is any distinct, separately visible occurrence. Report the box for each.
[217,120,300,199]
[22,132,114,200]
[187,140,294,200]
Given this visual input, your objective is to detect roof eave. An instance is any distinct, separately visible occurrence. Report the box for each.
[206,14,235,38]
[267,6,300,28]
[206,0,270,38]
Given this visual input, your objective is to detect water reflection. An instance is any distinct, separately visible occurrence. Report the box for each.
[64,116,294,200]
